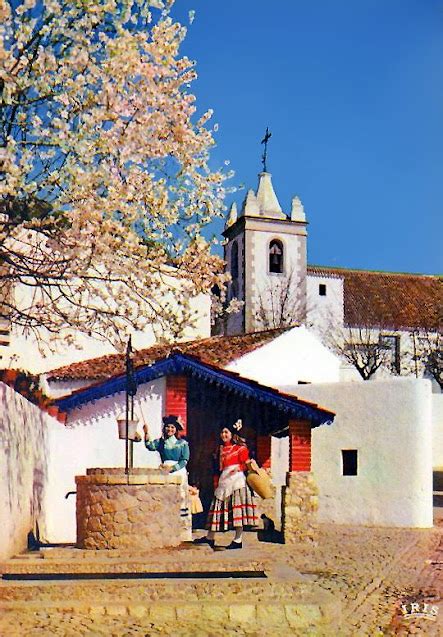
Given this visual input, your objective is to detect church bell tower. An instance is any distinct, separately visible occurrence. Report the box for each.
[222,168,308,335]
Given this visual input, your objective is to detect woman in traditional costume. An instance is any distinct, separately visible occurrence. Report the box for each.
[143,415,192,541]
[194,420,257,550]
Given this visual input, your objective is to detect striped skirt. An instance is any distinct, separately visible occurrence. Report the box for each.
[206,486,257,532]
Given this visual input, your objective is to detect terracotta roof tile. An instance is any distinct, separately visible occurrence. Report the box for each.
[47,327,290,381]
[308,266,442,330]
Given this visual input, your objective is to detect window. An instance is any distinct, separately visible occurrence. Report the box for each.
[319,283,327,296]
[342,450,358,476]
[269,239,284,274]
[229,280,238,301]
[231,241,239,280]
[379,334,401,374]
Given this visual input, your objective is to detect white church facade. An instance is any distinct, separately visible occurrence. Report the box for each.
[220,171,442,388]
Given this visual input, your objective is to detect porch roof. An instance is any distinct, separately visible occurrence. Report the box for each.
[54,352,335,428]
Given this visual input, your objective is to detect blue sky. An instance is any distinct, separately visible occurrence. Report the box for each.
[171,0,443,275]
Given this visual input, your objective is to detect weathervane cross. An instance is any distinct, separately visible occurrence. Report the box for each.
[261,127,272,172]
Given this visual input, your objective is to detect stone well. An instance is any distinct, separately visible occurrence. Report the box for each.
[75,468,182,550]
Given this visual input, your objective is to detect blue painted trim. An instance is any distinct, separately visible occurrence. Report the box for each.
[55,353,334,427]
[55,357,177,412]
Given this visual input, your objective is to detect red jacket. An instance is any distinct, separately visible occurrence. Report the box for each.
[213,442,250,488]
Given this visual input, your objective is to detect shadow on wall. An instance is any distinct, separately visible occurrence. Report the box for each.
[30,466,45,528]
[0,383,51,557]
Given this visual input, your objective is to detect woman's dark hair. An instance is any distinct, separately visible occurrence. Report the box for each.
[162,423,182,439]
[219,421,246,446]
[212,424,248,475]
[162,415,183,438]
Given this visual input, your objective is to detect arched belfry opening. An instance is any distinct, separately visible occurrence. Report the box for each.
[231,240,239,280]
[269,239,284,274]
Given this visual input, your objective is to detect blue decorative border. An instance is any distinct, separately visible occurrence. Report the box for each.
[55,353,334,427]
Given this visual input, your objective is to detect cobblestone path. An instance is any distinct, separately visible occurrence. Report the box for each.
[384,515,443,636]
[1,521,442,636]
[285,524,441,635]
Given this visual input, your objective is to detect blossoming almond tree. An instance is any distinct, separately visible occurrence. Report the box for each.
[0,0,230,351]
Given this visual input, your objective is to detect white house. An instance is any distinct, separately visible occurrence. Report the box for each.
[2,168,439,550]
[27,344,334,543]
[44,325,340,398]
[38,326,436,537]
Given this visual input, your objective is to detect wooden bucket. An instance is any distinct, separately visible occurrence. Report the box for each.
[117,418,139,440]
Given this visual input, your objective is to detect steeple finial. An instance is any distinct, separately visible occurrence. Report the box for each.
[261,127,272,172]
[225,201,238,228]
[291,196,306,222]
[243,189,260,215]
[256,173,285,218]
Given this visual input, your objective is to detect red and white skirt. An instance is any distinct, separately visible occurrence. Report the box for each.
[206,465,257,532]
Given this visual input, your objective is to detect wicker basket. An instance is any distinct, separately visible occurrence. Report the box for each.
[246,468,273,499]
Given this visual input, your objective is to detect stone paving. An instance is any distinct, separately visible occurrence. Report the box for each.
[0,515,442,636]
[384,507,443,636]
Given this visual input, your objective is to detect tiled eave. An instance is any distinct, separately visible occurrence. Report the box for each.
[307,265,442,331]
[47,328,290,382]
[343,320,441,333]
[54,353,335,429]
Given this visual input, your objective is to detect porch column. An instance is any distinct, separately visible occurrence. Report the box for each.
[164,375,191,542]
[165,375,187,435]
[283,419,318,544]
[288,419,311,471]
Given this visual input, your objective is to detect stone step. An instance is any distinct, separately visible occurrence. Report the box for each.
[0,562,268,575]
[0,544,342,634]
[1,552,271,575]
[1,540,282,575]
[0,575,312,602]
[0,597,340,632]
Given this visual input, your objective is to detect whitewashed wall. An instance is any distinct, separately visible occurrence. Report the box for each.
[0,283,211,374]
[0,382,56,560]
[226,326,341,386]
[433,393,443,469]
[42,379,94,399]
[306,274,344,330]
[280,378,434,528]
[43,378,166,542]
